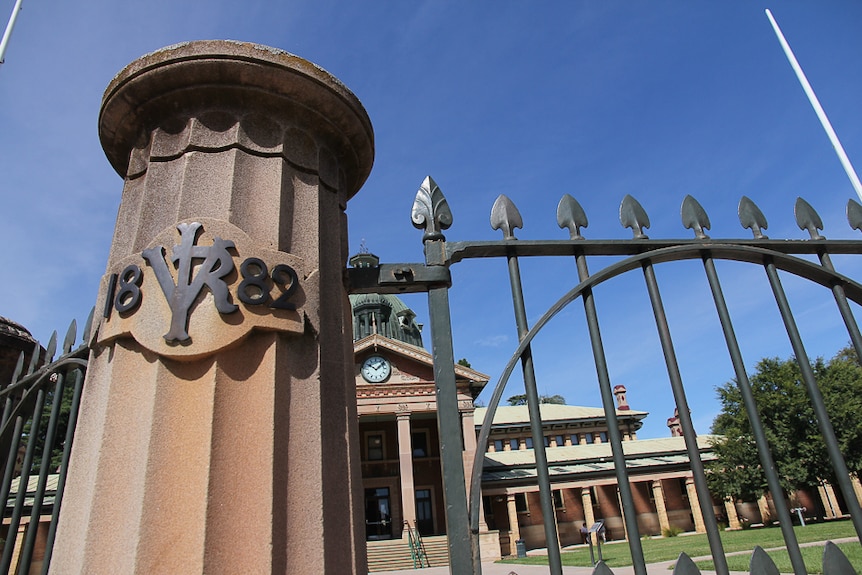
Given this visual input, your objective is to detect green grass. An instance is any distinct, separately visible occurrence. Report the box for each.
[498,520,858,569]
[696,542,862,574]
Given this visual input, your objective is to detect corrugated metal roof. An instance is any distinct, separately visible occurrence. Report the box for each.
[482,435,718,468]
[474,404,648,426]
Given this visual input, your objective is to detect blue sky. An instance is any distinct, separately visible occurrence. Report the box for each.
[2,2,861,438]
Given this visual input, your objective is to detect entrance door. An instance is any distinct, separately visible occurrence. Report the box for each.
[415,489,434,535]
[364,487,392,540]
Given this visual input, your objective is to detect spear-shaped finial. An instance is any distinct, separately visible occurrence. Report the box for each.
[749,546,780,575]
[847,199,862,233]
[670,552,702,575]
[823,541,857,575]
[556,194,588,239]
[490,195,523,240]
[681,195,711,239]
[411,176,452,242]
[620,195,650,239]
[793,197,824,239]
[738,196,769,239]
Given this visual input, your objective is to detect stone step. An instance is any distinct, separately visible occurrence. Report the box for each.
[367,535,450,572]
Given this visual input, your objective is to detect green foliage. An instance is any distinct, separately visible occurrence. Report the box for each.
[506,393,566,406]
[457,358,471,368]
[707,346,862,500]
[661,525,683,538]
[22,376,77,475]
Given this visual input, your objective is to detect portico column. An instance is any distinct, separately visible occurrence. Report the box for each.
[757,493,772,523]
[724,497,741,530]
[651,480,670,533]
[397,413,416,533]
[461,410,489,532]
[818,482,840,518]
[685,478,706,533]
[506,493,521,554]
[51,41,374,575]
[851,475,862,506]
[581,487,595,529]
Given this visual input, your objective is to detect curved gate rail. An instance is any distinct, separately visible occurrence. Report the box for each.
[348,176,862,575]
[0,312,90,575]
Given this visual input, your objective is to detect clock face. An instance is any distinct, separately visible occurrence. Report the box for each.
[361,355,391,383]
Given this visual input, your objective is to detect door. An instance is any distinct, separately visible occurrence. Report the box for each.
[365,487,392,540]
[415,488,434,535]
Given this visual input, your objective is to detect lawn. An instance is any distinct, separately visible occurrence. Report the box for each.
[499,520,859,569]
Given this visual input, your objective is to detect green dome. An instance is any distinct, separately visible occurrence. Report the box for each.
[349,293,423,347]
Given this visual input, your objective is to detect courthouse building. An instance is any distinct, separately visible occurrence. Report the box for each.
[348,253,723,559]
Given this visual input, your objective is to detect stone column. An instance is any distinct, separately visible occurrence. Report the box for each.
[724,497,741,530]
[461,411,489,532]
[397,413,416,535]
[757,493,772,523]
[51,41,374,575]
[851,475,862,506]
[581,487,596,529]
[651,480,670,533]
[506,494,521,554]
[818,482,840,518]
[685,478,706,533]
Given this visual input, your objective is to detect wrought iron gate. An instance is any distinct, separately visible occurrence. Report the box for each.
[348,176,862,575]
[0,315,89,575]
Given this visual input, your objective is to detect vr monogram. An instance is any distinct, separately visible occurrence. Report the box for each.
[104,222,300,344]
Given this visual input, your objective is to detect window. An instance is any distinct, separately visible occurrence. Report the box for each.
[515,493,528,513]
[509,438,519,450]
[599,432,608,443]
[543,436,551,447]
[553,490,565,510]
[367,434,384,460]
[571,433,580,445]
[555,434,565,447]
[493,439,504,452]
[525,437,533,449]
[412,430,429,458]
[585,432,594,444]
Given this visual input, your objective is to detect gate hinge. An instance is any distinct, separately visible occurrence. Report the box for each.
[347,263,451,294]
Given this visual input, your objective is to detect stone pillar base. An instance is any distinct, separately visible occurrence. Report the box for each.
[478,530,502,562]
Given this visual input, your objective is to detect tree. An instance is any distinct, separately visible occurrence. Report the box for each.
[457,358,471,368]
[506,393,566,406]
[706,346,862,501]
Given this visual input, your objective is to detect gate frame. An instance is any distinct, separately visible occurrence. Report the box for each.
[348,177,862,575]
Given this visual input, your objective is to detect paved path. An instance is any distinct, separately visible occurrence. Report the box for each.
[377,536,859,575]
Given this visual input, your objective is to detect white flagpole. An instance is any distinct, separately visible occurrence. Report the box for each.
[0,0,24,65]
[766,8,862,203]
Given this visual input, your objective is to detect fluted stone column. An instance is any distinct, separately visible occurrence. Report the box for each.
[51,41,374,575]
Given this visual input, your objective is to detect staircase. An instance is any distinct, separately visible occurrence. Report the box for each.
[366,535,450,572]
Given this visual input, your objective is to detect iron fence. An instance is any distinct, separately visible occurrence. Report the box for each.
[349,176,862,575]
[0,314,90,575]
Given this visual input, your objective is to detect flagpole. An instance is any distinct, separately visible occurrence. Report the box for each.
[766,8,862,203]
[0,0,24,66]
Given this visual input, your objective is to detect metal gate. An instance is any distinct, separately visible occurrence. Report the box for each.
[348,176,862,575]
[0,316,89,575]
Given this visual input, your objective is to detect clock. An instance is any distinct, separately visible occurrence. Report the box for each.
[361,355,391,383]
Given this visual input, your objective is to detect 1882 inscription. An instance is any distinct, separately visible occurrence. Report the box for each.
[98,220,305,356]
